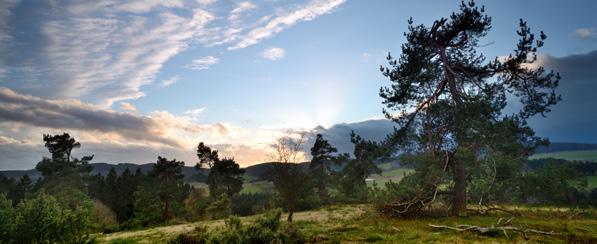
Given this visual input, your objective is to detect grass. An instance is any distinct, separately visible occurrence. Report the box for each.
[530,150,597,162]
[240,180,274,194]
[98,204,597,243]
[368,168,414,186]
[588,176,597,190]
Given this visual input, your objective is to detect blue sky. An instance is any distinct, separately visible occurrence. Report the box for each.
[0,0,596,169]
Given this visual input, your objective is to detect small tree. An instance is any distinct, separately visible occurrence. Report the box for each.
[195,142,244,199]
[269,132,312,222]
[309,134,338,203]
[337,131,381,201]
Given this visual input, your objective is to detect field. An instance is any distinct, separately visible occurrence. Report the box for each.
[530,150,597,162]
[589,176,597,190]
[98,204,597,243]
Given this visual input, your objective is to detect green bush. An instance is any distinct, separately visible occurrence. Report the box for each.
[206,194,232,219]
[8,190,94,243]
[170,209,305,243]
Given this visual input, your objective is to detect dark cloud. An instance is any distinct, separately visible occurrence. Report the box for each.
[528,50,597,143]
[307,119,395,156]
[0,87,193,147]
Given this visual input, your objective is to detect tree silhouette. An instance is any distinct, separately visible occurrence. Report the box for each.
[338,131,381,200]
[269,132,312,222]
[35,133,93,191]
[152,156,184,221]
[379,1,560,215]
[309,134,338,202]
[195,143,244,199]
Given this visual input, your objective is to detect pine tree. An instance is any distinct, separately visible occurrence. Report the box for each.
[378,1,560,215]
[309,134,338,203]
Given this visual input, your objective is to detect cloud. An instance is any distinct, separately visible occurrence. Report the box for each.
[229,1,257,23]
[120,102,138,113]
[116,0,185,14]
[574,28,595,39]
[524,50,597,143]
[161,75,179,87]
[0,0,19,79]
[228,0,346,50]
[185,56,219,70]
[262,47,286,60]
[360,52,370,60]
[183,107,206,121]
[196,0,217,7]
[0,87,232,148]
[4,3,215,107]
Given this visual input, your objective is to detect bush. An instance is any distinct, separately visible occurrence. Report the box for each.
[206,194,232,219]
[184,188,210,220]
[92,199,118,232]
[10,190,94,243]
[170,209,305,243]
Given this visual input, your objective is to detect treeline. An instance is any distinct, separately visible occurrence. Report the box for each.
[1,131,595,243]
[0,131,386,242]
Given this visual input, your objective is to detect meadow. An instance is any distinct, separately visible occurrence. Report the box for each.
[100,204,597,243]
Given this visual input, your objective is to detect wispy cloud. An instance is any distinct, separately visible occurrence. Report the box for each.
[575,28,595,39]
[116,0,185,14]
[185,56,219,70]
[0,0,19,79]
[15,3,215,107]
[262,47,286,60]
[228,0,346,50]
[161,75,179,87]
[229,1,257,23]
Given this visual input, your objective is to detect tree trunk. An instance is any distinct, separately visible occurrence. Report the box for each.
[452,159,467,216]
[287,210,294,222]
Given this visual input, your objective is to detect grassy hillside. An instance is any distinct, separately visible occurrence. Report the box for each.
[530,150,597,162]
[98,205,597,243]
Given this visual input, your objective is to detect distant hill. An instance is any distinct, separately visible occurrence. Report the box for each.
[534,142,597,154]
[0,162,208,182]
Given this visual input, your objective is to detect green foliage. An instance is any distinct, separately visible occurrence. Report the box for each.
[169,209,305,244]
[205,194,232,219]
[231,192,273,216]
[196,142,245,199]
[375,0,560,215]
[92,199,118,231]
[184,188,210,220]
[0,193,14,241]
[336,131,382,202]
[519,160,587,204]
[6,191,94,243]
[134,157,190,225]
[208,158,244,198]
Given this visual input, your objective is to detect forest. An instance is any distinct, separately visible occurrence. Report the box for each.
[1,1,596,243]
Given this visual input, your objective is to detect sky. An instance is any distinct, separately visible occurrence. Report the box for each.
[0,0,596,170]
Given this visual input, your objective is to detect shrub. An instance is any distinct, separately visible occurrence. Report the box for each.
[11,190,94,243]
[206,194,232,219]
[170,209,305,243]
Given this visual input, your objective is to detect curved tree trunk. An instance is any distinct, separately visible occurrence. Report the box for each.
[287,210,294,222]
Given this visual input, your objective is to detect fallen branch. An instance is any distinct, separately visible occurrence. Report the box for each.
[429,218,561,239]
[466,207,521,216]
